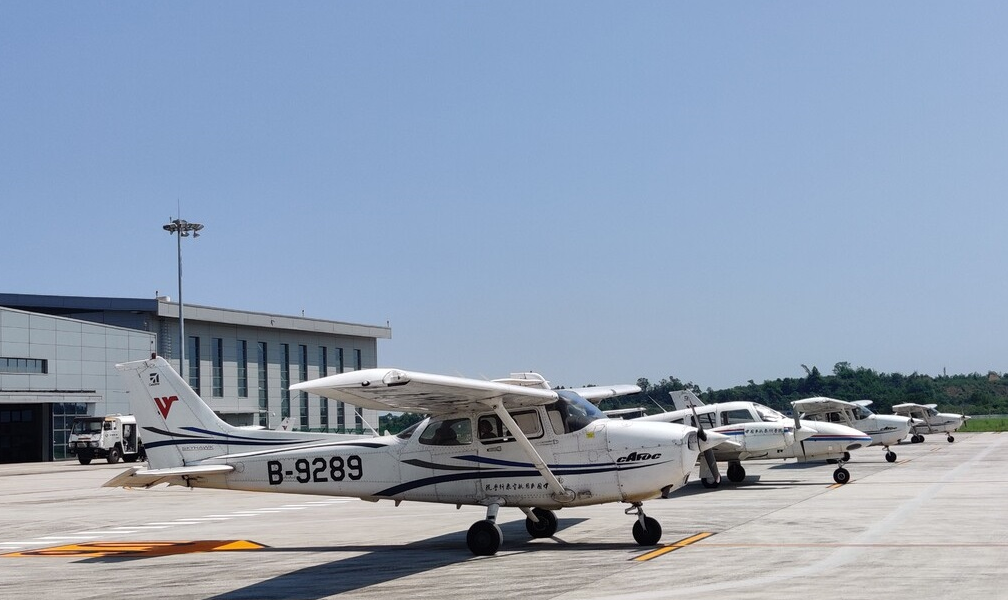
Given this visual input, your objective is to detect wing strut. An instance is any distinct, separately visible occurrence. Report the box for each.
[488,398,575,503]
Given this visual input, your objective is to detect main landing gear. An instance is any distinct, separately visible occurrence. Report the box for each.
[466,504,561,556]
[885,447,897,463]
[910,434,924,443]
[466,502,663,555]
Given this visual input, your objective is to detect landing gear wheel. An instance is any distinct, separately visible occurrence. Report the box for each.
[885,451,897,463]
[726,463,745,483]
[701,477,720,489]
[947,435,954,443]
[632,517,662,546]
[833,467,850,484]
[107,446,121,464]
[467,520,503,556]
[77,455,92,465]
[525,508,558,538]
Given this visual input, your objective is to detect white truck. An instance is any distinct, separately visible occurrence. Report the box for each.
[67,414,146,465]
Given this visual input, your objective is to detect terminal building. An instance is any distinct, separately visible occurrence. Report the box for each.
[0,293,392,463]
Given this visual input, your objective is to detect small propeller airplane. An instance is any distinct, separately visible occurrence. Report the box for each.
[891,402,969,443]
[637,390,871,485]
[791,397,912,462]
[106,355,725,555]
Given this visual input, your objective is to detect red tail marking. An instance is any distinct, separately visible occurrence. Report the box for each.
[155,396,179,420]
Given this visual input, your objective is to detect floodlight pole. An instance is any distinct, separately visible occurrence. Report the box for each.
[162,218,204,375]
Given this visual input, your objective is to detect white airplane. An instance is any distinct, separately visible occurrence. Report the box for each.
[892,403,969,443]
[792,397,912,463]
[106,356,723,555]
[638,390,871,485]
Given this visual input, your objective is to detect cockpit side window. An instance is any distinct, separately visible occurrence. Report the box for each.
[690,412,716,429]
[721,409,755,426]
[478,410,544,443]
[419,418,472,446]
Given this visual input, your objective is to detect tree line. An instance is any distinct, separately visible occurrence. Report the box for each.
[612,362,1008,416]
[379,362,1008,433]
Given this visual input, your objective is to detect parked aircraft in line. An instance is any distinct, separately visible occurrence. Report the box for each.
[107,357,722,555]
[792,398,912,462]
[638,390,871,485]
[892,403,969,443]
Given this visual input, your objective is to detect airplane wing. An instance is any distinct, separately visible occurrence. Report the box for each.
[290,368,560,414]
[892,403,925,417]
[103,465,234,489]
[570,384,642,402]
[792,396,857,417]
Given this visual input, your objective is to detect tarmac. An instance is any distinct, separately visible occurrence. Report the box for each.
[1,432,1005,600]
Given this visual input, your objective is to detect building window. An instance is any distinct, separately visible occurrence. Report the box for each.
[0,357,48,374]
[52,403,89,460]
[280,344,290,420]
[354,403,363,432]
[212,338,224,397]
[318,347,329,429]
[237,340,248,398]
[354,349,362,371]
[257,342,268,427]
[299,344,308,429]
[335,348,344,430]
[187,336,201,394]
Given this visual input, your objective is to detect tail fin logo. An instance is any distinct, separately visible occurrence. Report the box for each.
[155,396,179,420]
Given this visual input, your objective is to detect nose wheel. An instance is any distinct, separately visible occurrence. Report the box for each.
[626,502,662,546]
[832,456,851,484]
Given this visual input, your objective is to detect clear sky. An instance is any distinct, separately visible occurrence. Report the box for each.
[2,3,1006,390]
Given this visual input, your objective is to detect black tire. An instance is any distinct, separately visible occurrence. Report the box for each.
[833,467,850,484]
[467,520,502,556]
[947,435,954,443]
[701,477,720,489]
[632,516,662,546]
[107,445,121,464]
[726,463,745,483]
[525,508,558,538]
[77,455,92,465]
[885,451,897,463]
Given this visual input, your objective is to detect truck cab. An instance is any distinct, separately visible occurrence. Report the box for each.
[67,414,145,465]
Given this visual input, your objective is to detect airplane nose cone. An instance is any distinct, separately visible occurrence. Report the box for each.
[794,426,818,442]
[699,429,729,452]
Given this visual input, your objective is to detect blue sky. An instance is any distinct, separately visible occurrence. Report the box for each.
[2,3,1006,390]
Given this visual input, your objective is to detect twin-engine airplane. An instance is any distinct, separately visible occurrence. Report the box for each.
[637,391,871,485]
[792,398,911,462]
[107,356,722,555]
[892,402,969,443]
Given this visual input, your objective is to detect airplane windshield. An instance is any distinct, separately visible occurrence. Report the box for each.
[396,420,424,440]
[755,406,787,422]
[548,391,606,434]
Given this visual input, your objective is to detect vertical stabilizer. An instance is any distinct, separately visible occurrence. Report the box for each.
[116,356,323,468]
[669,390,705,410]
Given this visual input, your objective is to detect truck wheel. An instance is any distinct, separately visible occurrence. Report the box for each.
[107,445,121,464]
[78,455,92,465]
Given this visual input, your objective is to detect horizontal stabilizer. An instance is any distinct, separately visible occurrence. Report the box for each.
[103,465,234,489]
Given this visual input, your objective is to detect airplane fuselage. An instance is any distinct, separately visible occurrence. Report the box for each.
[183,413,700,508]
